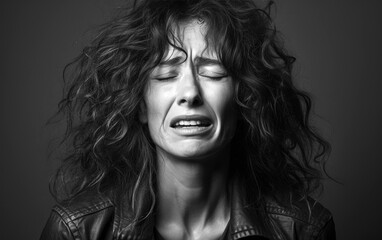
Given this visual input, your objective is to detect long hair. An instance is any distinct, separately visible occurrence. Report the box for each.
[51,0,330,227]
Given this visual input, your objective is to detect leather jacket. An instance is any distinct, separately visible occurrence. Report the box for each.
[40,188,335,240]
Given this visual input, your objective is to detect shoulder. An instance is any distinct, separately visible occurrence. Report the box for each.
[53,192,114,221]
[40,192,115,240]
[264,196,336,240]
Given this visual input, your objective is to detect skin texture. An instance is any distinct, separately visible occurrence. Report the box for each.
[140,20,237,240]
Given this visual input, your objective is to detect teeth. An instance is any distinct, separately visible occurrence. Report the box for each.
[175,120,203,127]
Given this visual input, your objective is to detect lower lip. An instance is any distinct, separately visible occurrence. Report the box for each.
[171,125,213,136]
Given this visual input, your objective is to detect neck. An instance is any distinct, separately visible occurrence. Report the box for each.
[155,149,231,240]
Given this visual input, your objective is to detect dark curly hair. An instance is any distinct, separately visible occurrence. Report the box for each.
[51,0,330,227]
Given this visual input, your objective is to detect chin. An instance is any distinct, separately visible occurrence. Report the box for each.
[168,143,224,161]
[175,146,209,159]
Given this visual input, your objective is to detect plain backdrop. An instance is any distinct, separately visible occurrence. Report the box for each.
[0,0,381,239]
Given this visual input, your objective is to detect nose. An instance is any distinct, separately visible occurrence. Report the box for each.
[176,72,203,107]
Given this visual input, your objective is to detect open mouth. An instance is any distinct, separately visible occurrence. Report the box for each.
[170,116,212,129]
[172,120,211,128]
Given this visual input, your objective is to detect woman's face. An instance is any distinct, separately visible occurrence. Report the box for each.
[140,20,237,161]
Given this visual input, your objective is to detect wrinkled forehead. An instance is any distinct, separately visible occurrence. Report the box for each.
[162,19,220,61]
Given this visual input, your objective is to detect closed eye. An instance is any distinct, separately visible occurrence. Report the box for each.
[199,74,228,80]
[155,75,178,81]
[198,66,228,80]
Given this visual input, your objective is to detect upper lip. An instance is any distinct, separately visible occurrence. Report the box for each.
[170,115,213,127]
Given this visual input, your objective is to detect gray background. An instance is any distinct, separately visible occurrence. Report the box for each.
[0,0,381,239]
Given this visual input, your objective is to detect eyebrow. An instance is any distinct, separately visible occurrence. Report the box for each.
[158,56,223,67]
[194,57,222,66]
[159,56,185,66]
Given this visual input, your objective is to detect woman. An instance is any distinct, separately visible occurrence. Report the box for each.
[41,0,335,239]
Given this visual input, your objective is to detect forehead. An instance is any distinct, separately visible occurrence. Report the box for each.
[164,19,218,60]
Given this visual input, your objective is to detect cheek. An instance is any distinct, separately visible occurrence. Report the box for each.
[145,101,165,144]
[204,81,238,135]
[220,98,238,133]
[144,86,172,131]
[208,83,236,118]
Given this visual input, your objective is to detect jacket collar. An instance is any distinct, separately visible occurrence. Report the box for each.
[115,181,273,240]
[228,180,273,240]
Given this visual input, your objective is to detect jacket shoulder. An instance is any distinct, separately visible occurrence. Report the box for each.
[266,196,332,228]
[53,192,114,221]
[265,196,335,239]
[40,192,115,240]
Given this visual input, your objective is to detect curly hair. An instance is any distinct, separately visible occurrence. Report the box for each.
[51,0,330,227]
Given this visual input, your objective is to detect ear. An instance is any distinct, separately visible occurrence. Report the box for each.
[138,101,148,124]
